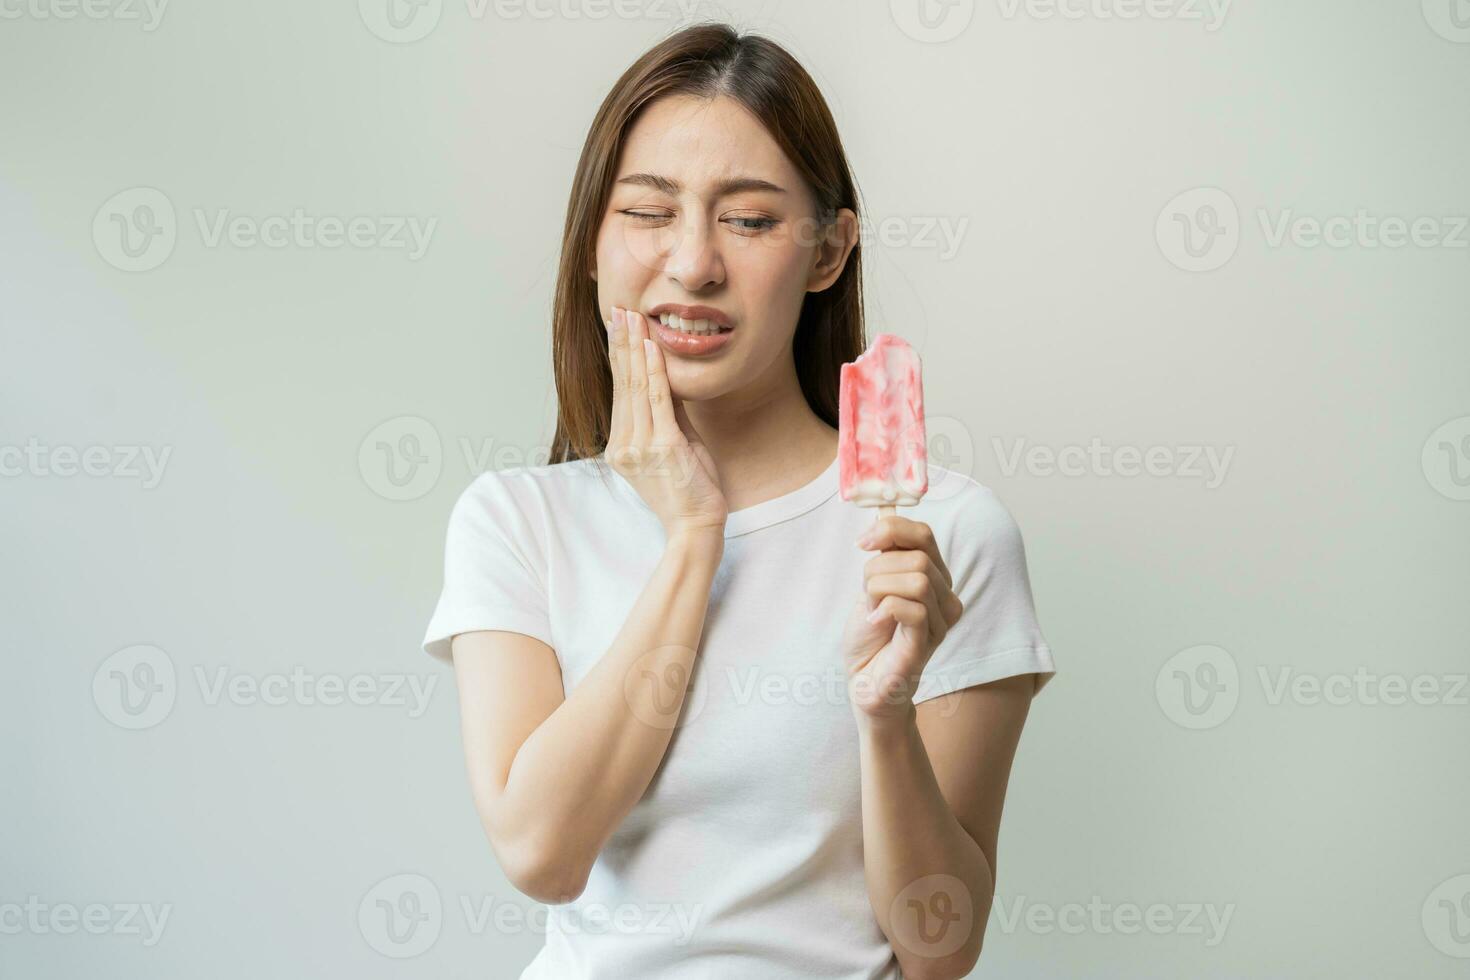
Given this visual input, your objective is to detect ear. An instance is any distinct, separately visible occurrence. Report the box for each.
[805,208,859,294]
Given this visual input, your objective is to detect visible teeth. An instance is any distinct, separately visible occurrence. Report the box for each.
[659,312,721,335]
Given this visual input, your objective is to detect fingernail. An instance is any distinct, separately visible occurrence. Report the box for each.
[856,531,874,548]
[865,605,885,624]
[643,337,657,365]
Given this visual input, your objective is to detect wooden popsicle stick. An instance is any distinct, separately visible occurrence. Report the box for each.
[877,504,896,519]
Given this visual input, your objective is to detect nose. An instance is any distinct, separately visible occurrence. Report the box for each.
[663,213,724,293]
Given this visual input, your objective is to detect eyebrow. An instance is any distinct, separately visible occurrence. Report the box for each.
[614,172,788,197]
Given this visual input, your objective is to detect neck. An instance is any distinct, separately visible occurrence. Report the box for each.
[681,356,838,513]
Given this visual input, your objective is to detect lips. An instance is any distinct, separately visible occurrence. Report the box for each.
[650,315,734,356]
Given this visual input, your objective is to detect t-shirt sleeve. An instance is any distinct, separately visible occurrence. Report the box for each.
[910,486,1057,704]
[422,473,554,664]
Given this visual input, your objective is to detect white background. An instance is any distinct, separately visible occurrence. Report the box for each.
[3,0,1469,976]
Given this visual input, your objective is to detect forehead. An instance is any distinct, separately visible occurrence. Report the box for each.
[616,94,799,193]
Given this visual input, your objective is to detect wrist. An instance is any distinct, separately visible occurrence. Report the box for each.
[665,524,725,562]
[853,699,917,741]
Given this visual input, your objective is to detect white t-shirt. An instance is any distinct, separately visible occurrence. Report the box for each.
[423,451,1056,979]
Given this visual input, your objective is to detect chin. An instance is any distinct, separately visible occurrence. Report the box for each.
[665,365,733,403]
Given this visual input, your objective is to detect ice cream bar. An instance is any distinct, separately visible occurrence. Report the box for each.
[838,333,927,513]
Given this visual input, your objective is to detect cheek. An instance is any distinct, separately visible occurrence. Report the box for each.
[730,237,811,318]
[596,217,666,282]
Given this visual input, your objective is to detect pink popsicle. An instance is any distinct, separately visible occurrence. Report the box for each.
[837,333,927,515]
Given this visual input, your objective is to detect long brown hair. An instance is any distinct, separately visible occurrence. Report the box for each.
[548,22,866,465]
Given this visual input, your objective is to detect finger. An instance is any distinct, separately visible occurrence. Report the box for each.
[942,591,963,628]
[869,595,928,637]
[641,336,681,446]
[626,312,653,450]
[864,550,949,604]
[607,308,630,447]
[866,573,946,646]
[857,516,951,588]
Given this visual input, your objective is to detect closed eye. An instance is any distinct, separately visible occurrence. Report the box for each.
[620,210,779,234]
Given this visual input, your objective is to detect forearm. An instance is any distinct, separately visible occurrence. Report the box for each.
[494,528,723,888]
[857,705,991,980]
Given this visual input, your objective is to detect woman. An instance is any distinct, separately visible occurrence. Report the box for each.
[424,22,1057,980]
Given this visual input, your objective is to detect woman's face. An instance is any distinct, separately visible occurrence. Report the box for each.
[593,94,855,402]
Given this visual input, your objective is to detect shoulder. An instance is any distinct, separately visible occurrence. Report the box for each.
[451,455,612,515]
[444,456,614,544]
[919,463,1025,548]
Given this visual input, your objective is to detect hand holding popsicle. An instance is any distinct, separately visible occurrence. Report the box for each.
[836,334,963,720]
